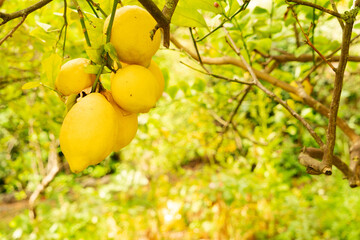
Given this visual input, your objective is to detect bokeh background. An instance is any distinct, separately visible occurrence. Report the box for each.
[1,0,360,239]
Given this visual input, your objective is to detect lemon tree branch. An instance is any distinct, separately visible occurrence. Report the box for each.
[0,0,53,25]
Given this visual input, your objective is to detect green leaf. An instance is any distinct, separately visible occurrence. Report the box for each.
[104,42,119,62]
[41,53,62,85]
[227,0,240,16]
[181,0,222,14]
[84,64,102,74]
[167,86,179,99]
[172,6,208,28]
[248,38,272,54]
[35,21,52,31]
[86,16,105,48]
[85,45,104,64]
[253,6,268,15]
[22,82,41,90]
[66,94,78,114]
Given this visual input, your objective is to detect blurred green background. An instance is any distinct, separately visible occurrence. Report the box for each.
[1,0,360,239]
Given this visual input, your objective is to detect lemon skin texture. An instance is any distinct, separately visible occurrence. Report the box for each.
[60,93,117,173]
[148,60,165,100]
[55,58,96,96]
[104,5,161,67]
[111,65,160,113]
[102,91,138,151]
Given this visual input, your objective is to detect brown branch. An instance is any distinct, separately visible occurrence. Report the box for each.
[138,0,178,48]
[0,15,26,46]
[286,0,342,18]
[170,35,360,143]
[222,86,252,134]
[330,0,345,29]
[29,135,60,219]
[0,0,53,25]
[223,28,324,148]
[322,11,358,173]
[303,147,351,178]
[291,8,337,72]
[349,140,360,187]
[263,54,360,63]
[180,61,253,85]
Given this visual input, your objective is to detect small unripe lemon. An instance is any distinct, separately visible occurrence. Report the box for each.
[60,93,116,173]
[55,58,96,96]
[104,5,161,67]
[111,65,159,113]
[102,90,138,151]
[148,60,165,100]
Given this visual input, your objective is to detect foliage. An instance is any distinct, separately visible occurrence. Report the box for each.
[1,0,360,239]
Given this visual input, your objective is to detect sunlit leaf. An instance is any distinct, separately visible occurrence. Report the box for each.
[22,82,41,90]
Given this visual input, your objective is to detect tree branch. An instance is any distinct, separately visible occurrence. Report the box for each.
[138,0,179,48]
[0,15,26,46]
[286,0,342,18]
[322,8,358,173]
[223,28,324,148]
[170,35,360,143]
[29,135,60,219]
[0,0,53,25]
[171,35,360,145]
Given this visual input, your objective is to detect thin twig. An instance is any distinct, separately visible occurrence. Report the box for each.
[196,0,251,42]
[87,0,107,18]
[86,0,99,18]
[216,87,251,151]
[286,0,342,18]
[91,0,118,93]
[0,15,27,46]
[180,61,253,85]
[29,135,60,220]
[223,28,325,148]
[189,27,208,72]
[330,0,345,29]
[170,34,359,142]
[291,8,337,72]
[72,0,91,47]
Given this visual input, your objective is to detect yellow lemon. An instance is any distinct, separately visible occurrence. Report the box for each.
[148,60,164,100]
[60,93,116,173]
[104,5,161,67]
[111,65,159,113]
[55,58,96,96]
[289,79,313,102]
[102,91,138,151]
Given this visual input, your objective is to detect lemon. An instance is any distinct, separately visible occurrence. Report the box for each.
[289,79,313,102]
[111,60,164,100]
[104,5,161,67]
[55,58,96,96]
[148,60,165,100]
[60,93,116,173]
[111,65,159,113]
[102,91,138,151]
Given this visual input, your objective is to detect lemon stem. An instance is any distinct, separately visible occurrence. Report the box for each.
[91,0,117,93]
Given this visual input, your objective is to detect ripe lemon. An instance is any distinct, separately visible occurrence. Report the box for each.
[111,65,159,113]
[148,60,164,100]
[60,93,116,173]
[289,79,313,102]
[104,5,161,67]
[111,60,164,100]
[102,91,138,151]
[55,58,96,96]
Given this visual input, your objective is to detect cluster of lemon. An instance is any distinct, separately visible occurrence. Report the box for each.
[56,6,163,173]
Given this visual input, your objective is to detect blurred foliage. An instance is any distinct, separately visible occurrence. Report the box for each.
[1,0,360,239]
